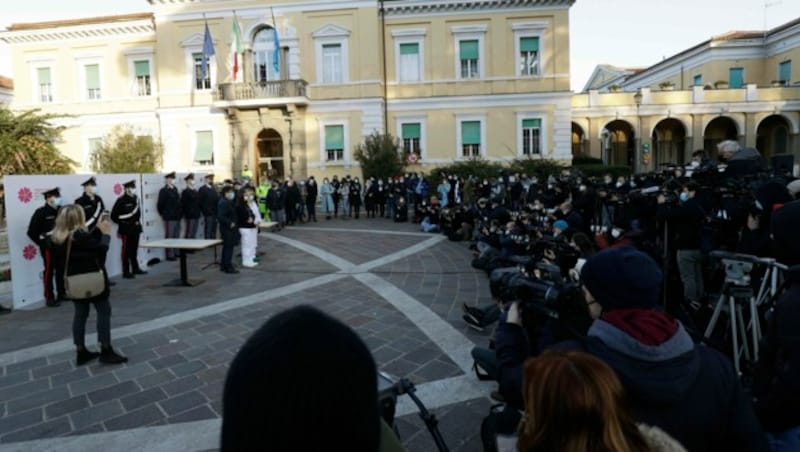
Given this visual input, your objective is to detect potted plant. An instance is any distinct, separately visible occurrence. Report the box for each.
[659,81,675,91]
[771,80,786,87]
[714,80,729,89]
[609,84,622,93]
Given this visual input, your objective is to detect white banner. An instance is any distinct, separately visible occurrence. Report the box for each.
[5,174,139,309]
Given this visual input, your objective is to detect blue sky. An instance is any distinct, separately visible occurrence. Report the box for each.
[2,0,800,91]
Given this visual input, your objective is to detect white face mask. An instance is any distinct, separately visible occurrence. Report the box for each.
[86,185,96,194]
[247,195,254,201]
[611,228,622,239]
[49,197,61,207]
[616,182,623,188]
[187,180,195,187]
[226,192,235,200]
[167,178,174,186]
[126,188,135,196]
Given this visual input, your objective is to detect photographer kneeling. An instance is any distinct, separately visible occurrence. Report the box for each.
[550,247,767,452]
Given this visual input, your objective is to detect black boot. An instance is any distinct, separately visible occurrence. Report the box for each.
[76,348,100,366]
[99,345,128,364]
[46,298,61,308]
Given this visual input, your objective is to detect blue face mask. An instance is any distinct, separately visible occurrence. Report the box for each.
[679,192,689,203]
[755,200,764,210]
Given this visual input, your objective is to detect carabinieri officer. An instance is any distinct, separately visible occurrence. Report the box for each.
[27,187,63,307]
[111,180,147,279]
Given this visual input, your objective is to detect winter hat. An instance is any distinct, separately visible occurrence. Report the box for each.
[553,220,569,232]
[221,305,380,452]
[581,247,663,311]
[771,200,800,266]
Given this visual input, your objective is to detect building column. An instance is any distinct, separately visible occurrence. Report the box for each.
[744,112,758,148]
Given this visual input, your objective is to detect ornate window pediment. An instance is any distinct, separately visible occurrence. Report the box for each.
[311,24,350,39]
[180,32,217,48]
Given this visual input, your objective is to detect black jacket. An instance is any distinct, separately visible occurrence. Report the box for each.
[267,187,285,211]
[198,184,219,217]
[754,266,800,432]
[216,197,239,241]
[285,184,301,208]
[110,194,142,235]
[181,188,201,220]
[235,202,257,229]
[157,185,182,221]
[27,204,59,247]
[657,197,705,249]
[51,230,110,302]
[305,181,318,205]
[75,193,105,230]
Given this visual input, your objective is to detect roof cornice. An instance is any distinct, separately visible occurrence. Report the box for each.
[384,0,574,15]
[0,16,154,45]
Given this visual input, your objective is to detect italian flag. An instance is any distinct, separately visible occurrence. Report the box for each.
[230,16,243,82]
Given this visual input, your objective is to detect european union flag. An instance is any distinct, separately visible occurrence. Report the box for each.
[201,22,215,81]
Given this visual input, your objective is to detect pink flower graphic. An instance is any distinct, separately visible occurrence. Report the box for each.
[18,187,33,203]
[114,183,123,196]
[23,244,37,261]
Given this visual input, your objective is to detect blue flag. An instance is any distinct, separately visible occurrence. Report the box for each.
[272,27,280,74]
[201,22,215,81]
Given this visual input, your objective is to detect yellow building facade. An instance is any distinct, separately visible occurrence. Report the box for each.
[573,18,800,173]
[0,0,575,181]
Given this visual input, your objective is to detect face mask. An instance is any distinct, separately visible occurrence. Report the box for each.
[126,188,135,196]
[690,161,700,168]
[579,185,587,192]
[247,195,254,201]
[679,192,689,203]
[167,179,174,186]
[611,228,622,239]
[187,180,195,187]
[605,178,612,184]
[755,200,764,210]
[49,197,61,207]
[227,193,235,200]
[616,182,623,188]
[629,181,636,188]
[509,176,516,183]
[86,186,95,194]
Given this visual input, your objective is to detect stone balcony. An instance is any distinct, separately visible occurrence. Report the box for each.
[212,79,309,109]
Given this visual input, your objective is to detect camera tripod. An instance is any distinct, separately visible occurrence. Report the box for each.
[378,372,449,452]
[702,252,786,375]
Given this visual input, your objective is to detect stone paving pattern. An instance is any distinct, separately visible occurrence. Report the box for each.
[0,218,493,451]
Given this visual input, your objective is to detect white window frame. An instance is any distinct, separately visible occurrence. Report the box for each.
[29,61,55,104]
[312,25,350,85]
[75,56,104,101]
[512,22,547,78]
[516,113,549,158]
[393,28,426,83]
[318,119,350,165]
[395,115,427,160]
[456,114,486,159]
[125,48,156,97]
[452,25,486,80]
[191,129,215,166]
[84,135,104,172]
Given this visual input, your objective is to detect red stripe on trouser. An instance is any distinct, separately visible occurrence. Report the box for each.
[121,235,128,272]
[44,248,53,300]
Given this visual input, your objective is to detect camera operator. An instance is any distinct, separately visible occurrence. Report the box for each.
[739,181,793,257]
[551,247,767,452]
[657,181,706,307]
[753,200,800,450]
[717,140,764,178]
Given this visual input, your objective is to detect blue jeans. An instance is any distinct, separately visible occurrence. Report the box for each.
[421,217,439,233]
[73,299,111,347]
[204,216,217,239]
[768,427,800,452]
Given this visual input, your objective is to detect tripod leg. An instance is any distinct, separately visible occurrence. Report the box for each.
[736,303,750,363]
[750,296,760,363]
[703,292,727,341]
[729,295,741,375]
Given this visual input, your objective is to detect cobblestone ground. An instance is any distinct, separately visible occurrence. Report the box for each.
[0,218,495,451]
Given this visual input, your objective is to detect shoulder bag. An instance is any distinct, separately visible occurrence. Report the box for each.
[64,234,106,300]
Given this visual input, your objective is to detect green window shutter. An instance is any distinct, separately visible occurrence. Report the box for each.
[462,121,481,145]
[134,60,150,77]
[779,61,791,82]
[401,123,421,139]
[729,68,744,88]
[522,119,540,129]
[37,67,51,84]
[195,131,214,161]
[520,37,539,52]
[325,125,344,149]
[85,64,100,89]
[693,74,702,86]
[460,40,478,60]
[400,43,419,55]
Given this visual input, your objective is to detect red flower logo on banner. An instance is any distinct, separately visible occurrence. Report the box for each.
[114,183,123,196]
[23,244,37,261]
[18,187,33,203]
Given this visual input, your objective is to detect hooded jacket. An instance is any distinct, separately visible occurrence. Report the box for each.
[554,311,768,452]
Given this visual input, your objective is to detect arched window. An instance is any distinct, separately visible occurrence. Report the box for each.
[253,27,279,83]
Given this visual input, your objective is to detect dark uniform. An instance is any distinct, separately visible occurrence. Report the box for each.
[217,189,240,273]
[111,180,146,278]
[349,180,362,219]
[198,175,219,239]
[157,172,182,260]
[331,176,341,218]
[27,188,62,305]
[75,177,105,232]
[181,173,201,239]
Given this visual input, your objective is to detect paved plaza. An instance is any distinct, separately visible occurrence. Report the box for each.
[0,219,495,451]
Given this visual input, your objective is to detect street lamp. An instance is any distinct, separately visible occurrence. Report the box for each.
[633,90,643,173]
